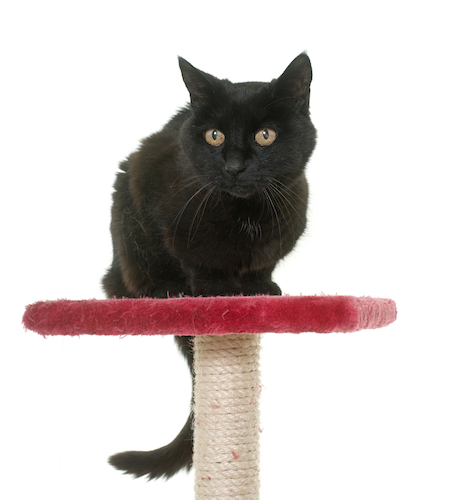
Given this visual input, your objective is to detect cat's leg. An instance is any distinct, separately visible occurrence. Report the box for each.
[184,266,242,296]
[185,265,281,297]
[191,278,242,296]
[145,260,192,297]
[239,268,282,296]
[147,279,190,298]
[109,244,192,298]
[102,261,131,298]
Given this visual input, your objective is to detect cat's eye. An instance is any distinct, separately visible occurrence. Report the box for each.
[205,129,225,146]
[255,128,277,146]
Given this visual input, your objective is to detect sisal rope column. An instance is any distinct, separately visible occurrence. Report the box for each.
[193,334,261,500]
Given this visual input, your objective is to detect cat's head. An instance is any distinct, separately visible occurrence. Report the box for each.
[178,53,316,198]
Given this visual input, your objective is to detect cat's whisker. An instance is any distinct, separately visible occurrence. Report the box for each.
[271,177,307,205]
[267,182,297,241]
[133,177,206,230]
[187,186,217,247]
[268,184,292,235]
[170,182,214,245]
[169,182,211,229]
[164,177,208,203]
[269,179,308,236]
[268,180,304,222]
[262,187,282,252]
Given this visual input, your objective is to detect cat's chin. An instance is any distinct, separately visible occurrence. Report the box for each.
[221,184,258,199]
[224,190,253,199]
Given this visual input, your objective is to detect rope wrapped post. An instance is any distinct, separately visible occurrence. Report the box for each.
[193,334,261,500]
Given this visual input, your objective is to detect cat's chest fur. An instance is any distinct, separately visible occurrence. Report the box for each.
[162,188,291,272]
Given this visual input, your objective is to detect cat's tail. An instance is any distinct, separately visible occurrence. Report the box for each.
[108,411,193,480]
[109,336,194,480]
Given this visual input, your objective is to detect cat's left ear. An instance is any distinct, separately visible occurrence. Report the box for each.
[272,53,313,107]
[178,57,218,109]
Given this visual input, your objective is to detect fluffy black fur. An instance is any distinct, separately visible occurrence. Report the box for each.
[104,53,316,480]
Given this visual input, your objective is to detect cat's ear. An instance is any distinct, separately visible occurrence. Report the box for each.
[272,53,313,107]
[178,57,217,108]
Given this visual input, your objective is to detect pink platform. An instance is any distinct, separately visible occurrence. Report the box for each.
[23,295,397,337]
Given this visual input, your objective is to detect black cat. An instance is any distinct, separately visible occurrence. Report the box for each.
[103,53,316,480]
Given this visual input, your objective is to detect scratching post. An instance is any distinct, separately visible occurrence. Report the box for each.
[194,334,261,500]
[23,295,396,499]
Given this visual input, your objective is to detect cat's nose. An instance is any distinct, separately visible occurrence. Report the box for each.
[225,158,246,177]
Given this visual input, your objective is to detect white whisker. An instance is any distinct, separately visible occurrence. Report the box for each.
[262,187,282,252]
[170,182,215,246]
[188,186,217,246]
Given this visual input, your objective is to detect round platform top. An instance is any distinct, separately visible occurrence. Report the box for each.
[23,295,396,337]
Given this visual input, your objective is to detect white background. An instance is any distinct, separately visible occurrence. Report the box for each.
[2,1,449,499]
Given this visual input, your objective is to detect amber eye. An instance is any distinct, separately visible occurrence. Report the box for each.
[205,129,225,146]
[255,128,277,146]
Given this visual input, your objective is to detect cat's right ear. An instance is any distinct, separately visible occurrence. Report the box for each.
[272,52,313,108]
[178,57,216,109]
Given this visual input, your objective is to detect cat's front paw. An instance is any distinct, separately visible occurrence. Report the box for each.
[191,281,242,297]
[240,280,282,296]
[149,281,191,298]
